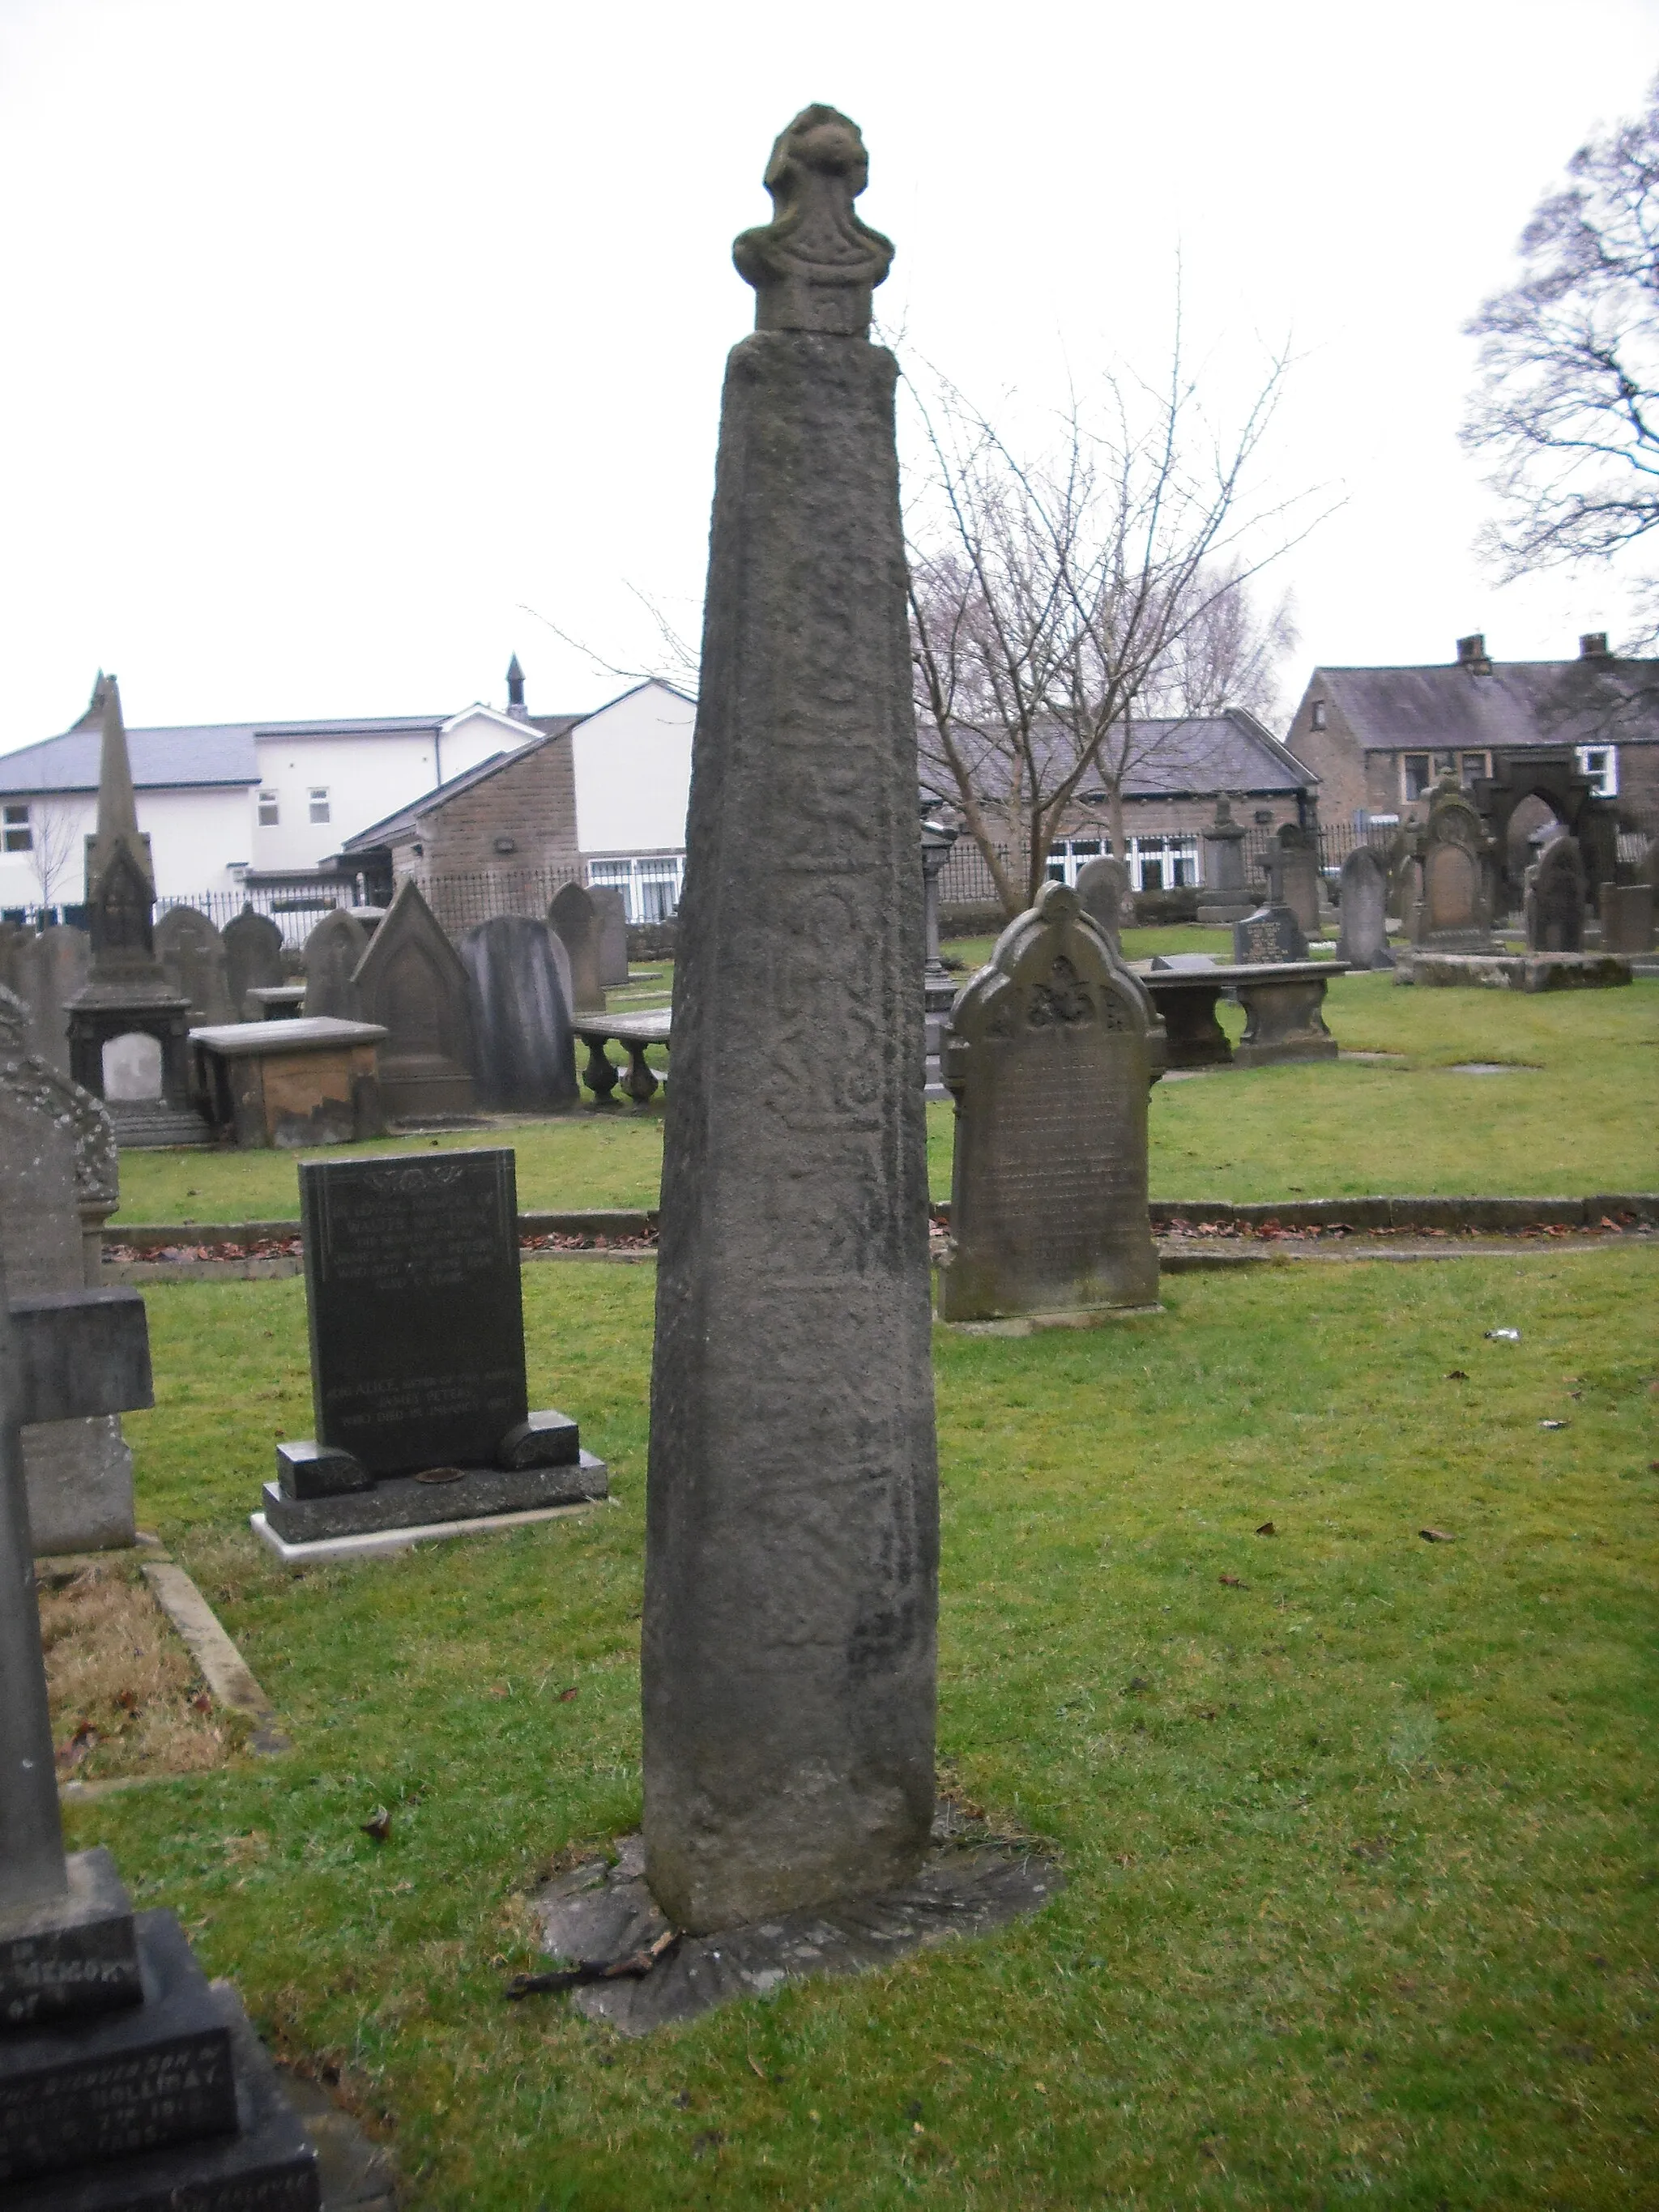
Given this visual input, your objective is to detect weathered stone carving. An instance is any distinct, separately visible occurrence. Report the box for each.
[732,104,894,336]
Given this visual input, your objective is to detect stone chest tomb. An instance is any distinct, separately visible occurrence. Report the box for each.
[255,1147,603,1555]
[938,880,1164,1323]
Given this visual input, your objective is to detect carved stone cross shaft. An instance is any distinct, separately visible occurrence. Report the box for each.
[0,1249,152,1913]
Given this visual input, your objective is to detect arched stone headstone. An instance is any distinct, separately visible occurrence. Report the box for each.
[223,905,285,1018]
[1336,844,1393,970]
[548,881,605,1012]
[589,885,631,988]
[301,908,369,1021]
[458,916,578,1110]
[0,984,133,1552]
[3,923,91,1073]
[1410,779,1498,951]
[1073,855,1129,956]
[155,905,233,1024]
[938,880,1165,1323]
[1525,834,1586,953]
[352,878,476,1120]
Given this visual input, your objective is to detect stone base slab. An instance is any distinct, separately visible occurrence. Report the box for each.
[0,1850,139,2031]
[260,1449,606,1544]
[527,1813,1061,2037]
[1398,953,1632,991]
[251,1494,609,1565]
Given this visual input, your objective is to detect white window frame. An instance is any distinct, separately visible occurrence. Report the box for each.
[1310,699,1327,731]
[1127,833,1199,893]
[1575,744,1618,798]
[586,854,685,926]
[258,789,280,827]
[1401,752,1432,801]
[308,786,331,824]
[1043,837,1105,887]
[2,803,31,854]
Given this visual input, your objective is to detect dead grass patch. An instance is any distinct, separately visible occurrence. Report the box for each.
[41,1556,244,1780]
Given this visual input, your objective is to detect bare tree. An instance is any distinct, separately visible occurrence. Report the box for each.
[1462,76,1659,634]
[25,798,83,914]
[906,326,1326,910]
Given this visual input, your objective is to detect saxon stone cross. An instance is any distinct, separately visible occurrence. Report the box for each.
[643,109,937,1934]
[0,1249,152,1915]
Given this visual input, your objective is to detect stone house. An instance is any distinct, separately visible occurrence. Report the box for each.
[1286,632,1659,852]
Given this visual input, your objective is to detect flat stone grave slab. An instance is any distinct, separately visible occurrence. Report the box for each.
[1401,953,1631,993]
[523,1807,1061,2036]
[252,1494,610,1566]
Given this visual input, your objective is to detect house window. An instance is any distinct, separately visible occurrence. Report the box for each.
[1460,751,1489,787]
[1310,700,1327,731]
[586,855,685,926]
[1043,839,1102,886]
[308,787,331,824]
[1576,745,1618,798]
[1402,753,1432,801]
[2,803,31,853]
[258,790,279,826]
[1128,834,1199,892]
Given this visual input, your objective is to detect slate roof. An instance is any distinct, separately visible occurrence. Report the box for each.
[0,721,261,794]
[925,708,1316,805]
[338,715,582,853]
[1316,658,1659,751]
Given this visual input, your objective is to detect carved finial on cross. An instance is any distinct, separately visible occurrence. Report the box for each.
[733,104,893,337]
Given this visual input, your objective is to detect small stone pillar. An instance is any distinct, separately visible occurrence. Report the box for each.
[920,811,959,1063]
[1196,799,1251,922]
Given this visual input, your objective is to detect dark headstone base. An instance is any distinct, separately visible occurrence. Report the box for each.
[6,1946,318,2209]
[530,1813,1061,2037]
[0,1850,140,2030]
[260,1444,607,1542]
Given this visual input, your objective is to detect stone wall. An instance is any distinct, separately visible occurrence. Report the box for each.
[395,731,581,880]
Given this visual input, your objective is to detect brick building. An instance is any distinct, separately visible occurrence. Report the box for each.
[1286,632,1659,842]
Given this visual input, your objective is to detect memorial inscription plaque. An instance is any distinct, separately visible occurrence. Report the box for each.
[939,881,1164,1323]
[1232,902,1307,965]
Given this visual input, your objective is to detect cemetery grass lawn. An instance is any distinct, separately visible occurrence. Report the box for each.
[114,978,1655,1226]
[70,1251,1659,2208]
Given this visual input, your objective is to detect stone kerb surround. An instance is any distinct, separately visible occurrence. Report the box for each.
[642,106,939,1936]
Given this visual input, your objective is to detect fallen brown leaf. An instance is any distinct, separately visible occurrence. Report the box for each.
[557,1686,578,1703]
[360,1806,392,1843]
[1419,1528,1456,1543]
[1255,1521,1277,1536]
[1219,1573,1247,1588]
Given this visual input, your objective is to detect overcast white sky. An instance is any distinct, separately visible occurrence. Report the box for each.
[2,0,1656,752]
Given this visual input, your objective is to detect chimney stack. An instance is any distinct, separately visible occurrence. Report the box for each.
[1579,631,1610,659]
[1455,633,1491,670]
[505,652,527,720]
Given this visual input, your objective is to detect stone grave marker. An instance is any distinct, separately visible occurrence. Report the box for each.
[256,1148,604,1552]
[1232,901,1307,964]
[590,885,631,988]
[300,907,369,1021]
[938,881,1163,1323]
[1410,777,1499,951]
[458,915,578,1111]
[1600,880,1655,953]
[0,984,134,1553]
[1270,822,1321,936]
[4,924,90,1073]
[223,905,286,1018]
[1336,843,1394,969]
[548,881,605,1012]
[1525,835,1586,952]
[1196,799,1252,922]
[155,903,234,1023]
[1074,854,1129,955]
[642,104,938,1938]
[350,878,476,1121]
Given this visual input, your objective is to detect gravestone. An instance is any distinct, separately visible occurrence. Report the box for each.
[0,985,133,1553]
[155,903,234,1023]
[1269,822,1321,936]
[1525,835,1586,952]
[223,906,285,1017]
[590,885,631,988]
[301,906,369,1021]
[643,107,938,1937]
[1196,799,1252,922]
[939,881,1163,1322]
[0,1254,322,2204]
[257,1149,603,1549]
[1336,843,1394,969]
[350,878,476,1121]
[1232,901,1307,964]
[548,880,605,1012]
[1073,854,1128,955]
[5,924,89,1073]
[458,915,578,1110]
[1599,880,1655,953]
[1409,777,1498,950]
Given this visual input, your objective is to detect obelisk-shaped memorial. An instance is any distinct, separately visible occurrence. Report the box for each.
[642,108,938,1933]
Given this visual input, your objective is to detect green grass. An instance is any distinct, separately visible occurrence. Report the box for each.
[116,978,1657,1225]
[75,1252,1658,2207]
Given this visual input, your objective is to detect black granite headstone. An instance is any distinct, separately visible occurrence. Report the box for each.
[300,1149,527,1477]
[1232,903,1307,964]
